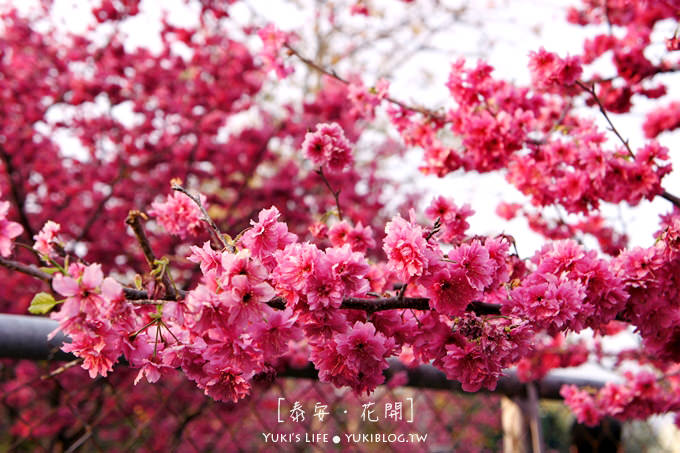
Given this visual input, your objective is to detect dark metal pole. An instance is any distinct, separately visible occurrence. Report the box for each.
[0,313,73,361]
[0,314,604,399]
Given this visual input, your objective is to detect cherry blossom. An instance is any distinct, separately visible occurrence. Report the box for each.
[0,200,22,257]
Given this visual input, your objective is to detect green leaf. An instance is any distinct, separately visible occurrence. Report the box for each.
[28,292,57,315]
[134,274,143,290]
[39,267,61,275]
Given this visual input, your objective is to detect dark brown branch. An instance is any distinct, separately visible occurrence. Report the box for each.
[342,296,430,312]
[125,210,177,300]
[0,251,502,315]
[0,255,187,303]
[0,256,52,281]
[661,190,680,208]
[467,300,503,315]
[265,295,500,316]
[122,288,185,300]
[0,252,503,316]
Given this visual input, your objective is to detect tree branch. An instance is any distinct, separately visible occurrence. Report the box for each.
[661,190,680,208]
[265,295,500,315]
[0,254,187,303]
[0,250,503,315]
[576,80,634,159]
[0,256,52,282]
[0,253,498,315]
[125,210,177,300]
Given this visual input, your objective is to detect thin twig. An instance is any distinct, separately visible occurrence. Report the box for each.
[576,80,680,208]
[41,358,83,380]
[284,43,445,121]
[397,283,408,300]
[0,255,186,301]
[315,167,343,221]
[576,80,634,158]
[425,217,442,241]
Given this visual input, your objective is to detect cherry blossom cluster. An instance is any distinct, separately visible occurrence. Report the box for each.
[612,214,680,361]
[422,312,533,392]
[516,333,588,382]
[389,55,672,215]
[50,263,131,379]
[149,191,206,239]
[347,78,390,120]
[326,220,376,253]
[0,198,23,257]
[39,179,680,407]
[257,24,294,79]
[643,101,680,139]
[39,191,533,398]
[33,221,61,258]
[503,239,627,335]
[561,370,680,427]
[424,196,474,244]
[301,122,354,172]
[567,0,680,115]
[528,48,582,93]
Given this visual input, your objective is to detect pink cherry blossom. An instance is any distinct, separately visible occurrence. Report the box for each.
[328,220,376,253]
[301,123,353,172]
[0,200,22,257]
[257,24,294,79]
[383,215,428,282]
[33,221,60,257]
[561,385,602,426]
[239,206,297,269]
[448,241,494,291]
[425,196,474,243]
[149,191,205,239]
